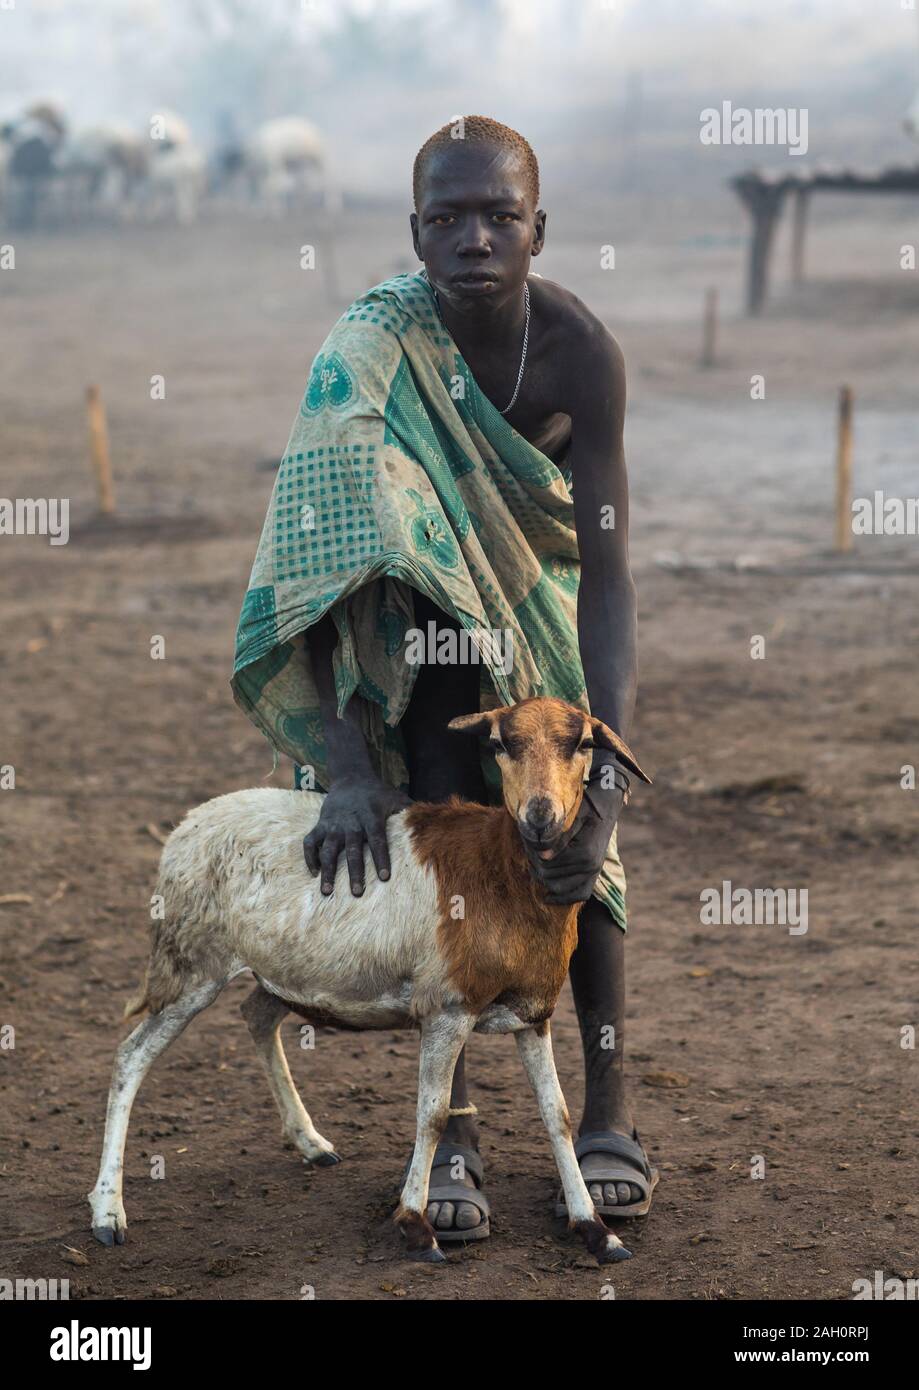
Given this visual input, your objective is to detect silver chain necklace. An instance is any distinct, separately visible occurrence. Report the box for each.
[431,279,531,415]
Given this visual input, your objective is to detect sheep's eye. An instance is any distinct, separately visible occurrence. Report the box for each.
[579,739,595,752]
[489,738,506,755]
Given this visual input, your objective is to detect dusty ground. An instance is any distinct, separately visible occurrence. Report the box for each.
[1,194,918,1300]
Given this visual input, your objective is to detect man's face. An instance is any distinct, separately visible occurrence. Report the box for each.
[410,142,545,310]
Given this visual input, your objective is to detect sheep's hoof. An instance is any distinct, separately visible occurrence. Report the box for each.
[92,1225,126,1248]
[311,1150,342,1168]
[598,1243,631,1264]
[408,1244,447,1264]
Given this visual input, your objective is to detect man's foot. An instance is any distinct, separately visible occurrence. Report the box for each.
[401,1140,491,1243]
[427,1147,487,1236]
[555,1129,658,1219]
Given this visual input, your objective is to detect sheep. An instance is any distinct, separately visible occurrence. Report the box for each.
[88,696,651,1264]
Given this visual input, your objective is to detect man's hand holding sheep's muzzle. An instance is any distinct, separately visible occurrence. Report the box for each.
[521,762,624,904]
[446,698,650,906]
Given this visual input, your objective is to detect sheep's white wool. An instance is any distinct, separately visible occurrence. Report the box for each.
[158,788,454,1022]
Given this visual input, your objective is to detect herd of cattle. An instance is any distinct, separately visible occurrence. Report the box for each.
[0,103,331,228]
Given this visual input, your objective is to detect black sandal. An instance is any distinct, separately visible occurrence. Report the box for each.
[399,1141,491,1243]
[555,1130,659,1219]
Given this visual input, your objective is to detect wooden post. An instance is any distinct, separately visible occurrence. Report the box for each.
[835,386,853,553]
[748,191,782,314]
[701,287,718,367]
[790,187,809,284]
[735,177,787,315]
[85,385,115,515]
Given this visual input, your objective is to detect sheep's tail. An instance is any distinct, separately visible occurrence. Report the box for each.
[123,971,151,1021]
[122,947,188,1021]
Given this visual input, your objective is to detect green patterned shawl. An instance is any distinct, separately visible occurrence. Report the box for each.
[231,270,627,928]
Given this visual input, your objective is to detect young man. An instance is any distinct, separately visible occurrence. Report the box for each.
[233,115,656,1243]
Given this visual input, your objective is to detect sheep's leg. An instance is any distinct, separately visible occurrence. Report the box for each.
[240,984,339,1166]
[88,979,226,1246]
[515,1024,631,1265]
[395,1010,477,1262]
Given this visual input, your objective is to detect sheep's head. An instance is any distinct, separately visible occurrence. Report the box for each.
[448,697,651,856]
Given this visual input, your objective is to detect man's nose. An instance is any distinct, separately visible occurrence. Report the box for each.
[456,218,490,255]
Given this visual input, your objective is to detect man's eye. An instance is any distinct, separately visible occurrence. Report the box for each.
[493,213,516,223]
[431,215,454,226]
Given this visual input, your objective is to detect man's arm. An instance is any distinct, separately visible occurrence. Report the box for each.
[302,613,411,896]
[569,324,637,743]
[525,321,637,903]
[308,612,379,782]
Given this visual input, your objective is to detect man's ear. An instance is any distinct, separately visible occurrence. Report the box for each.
[589,717,652,785]
[531,209,546,256]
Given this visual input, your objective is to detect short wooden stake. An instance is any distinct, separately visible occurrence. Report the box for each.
[86,385,115,515]
[835,386,853,553]
[701,287,718,367]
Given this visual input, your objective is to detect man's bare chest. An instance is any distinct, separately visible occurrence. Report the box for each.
[465,346,572,461]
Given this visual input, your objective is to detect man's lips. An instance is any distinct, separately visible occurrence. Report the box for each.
[452,270,498,283]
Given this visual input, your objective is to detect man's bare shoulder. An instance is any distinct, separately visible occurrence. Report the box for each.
[530,275,625,402]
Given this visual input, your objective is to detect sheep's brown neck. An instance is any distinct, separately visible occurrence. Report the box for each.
[405,797,582,1015]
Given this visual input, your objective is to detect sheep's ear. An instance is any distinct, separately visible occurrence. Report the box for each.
[589,718,652,785]
[447,710,499,736]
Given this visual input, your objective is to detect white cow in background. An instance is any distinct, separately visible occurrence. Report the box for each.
[243,116,327,216]
[142,142,207,223]
[137,110,206,224]
[67,112,206,224]
[3,106,332,227]
[59,124,149,218]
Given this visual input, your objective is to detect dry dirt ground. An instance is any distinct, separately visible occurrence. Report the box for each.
[1,196,918,1301]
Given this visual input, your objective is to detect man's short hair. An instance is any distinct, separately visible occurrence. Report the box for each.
[413,115,540,210]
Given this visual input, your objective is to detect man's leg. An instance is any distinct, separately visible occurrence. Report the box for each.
[401,593,488,1236]
[567,900,645,1207]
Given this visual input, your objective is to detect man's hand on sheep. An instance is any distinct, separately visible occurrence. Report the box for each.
[303,776,413,896]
